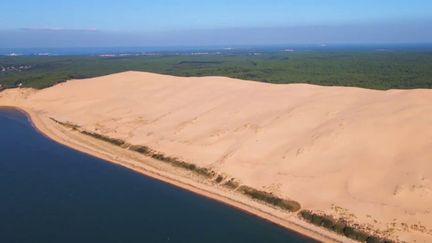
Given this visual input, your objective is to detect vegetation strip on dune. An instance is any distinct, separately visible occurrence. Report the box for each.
[49,118,209,176]
[50,117,300,211]
[50,116,399,242]
[129,144,215,178]
[299,211,394,243]
[223,178,240,190]
[238,185,301,212]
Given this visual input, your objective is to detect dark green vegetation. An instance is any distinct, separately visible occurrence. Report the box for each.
[81,130,126,147]
[128,145,215,178]
[214,175,224,183]
[49,118,80,130]
[1,51,432,90]
[50,118,215,178]
[299,210,393,243]
[239,186,301,212]
[223,178,240,190]
[92,135,215,178]
[149,151,215,178]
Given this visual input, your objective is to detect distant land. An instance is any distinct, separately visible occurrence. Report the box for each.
[1,44,432,90]
[1,44,432,56]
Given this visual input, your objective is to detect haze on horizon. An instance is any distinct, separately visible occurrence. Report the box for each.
[1,0,432,48]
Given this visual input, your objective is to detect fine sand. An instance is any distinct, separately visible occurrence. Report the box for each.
[1,71,432,242]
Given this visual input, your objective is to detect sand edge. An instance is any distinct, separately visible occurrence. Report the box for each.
[0,105,353,243]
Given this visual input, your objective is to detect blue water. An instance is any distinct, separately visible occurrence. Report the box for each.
[0,108,314,243]
[1,44,432,56]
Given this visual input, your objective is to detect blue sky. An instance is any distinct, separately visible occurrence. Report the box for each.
[1,0,432,47]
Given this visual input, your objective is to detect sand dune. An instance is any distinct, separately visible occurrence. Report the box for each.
[2,71,432,242]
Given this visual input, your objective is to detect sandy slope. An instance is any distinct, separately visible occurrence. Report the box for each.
[1,71,432,242]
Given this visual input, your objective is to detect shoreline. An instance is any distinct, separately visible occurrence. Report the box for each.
[1,106,349,242]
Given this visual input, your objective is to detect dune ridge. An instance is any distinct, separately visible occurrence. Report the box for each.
[1,71,432,242]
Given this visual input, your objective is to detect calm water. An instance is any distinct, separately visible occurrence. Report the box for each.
[0,109,314,243]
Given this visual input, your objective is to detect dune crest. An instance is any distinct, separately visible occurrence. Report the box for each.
[2,71,432,242]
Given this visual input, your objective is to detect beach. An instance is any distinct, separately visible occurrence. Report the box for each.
[2,71,432,242]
